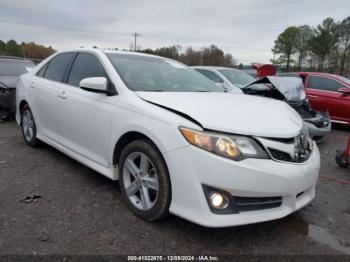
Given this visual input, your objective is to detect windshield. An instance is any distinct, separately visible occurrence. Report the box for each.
[218,69,256,88]
[106,53,223,92]
[0,59,34,76]
[338,76,350,85]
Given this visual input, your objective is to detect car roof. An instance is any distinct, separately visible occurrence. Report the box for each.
[294,71,341,78]
[191,66,240,71]
[56,48,168,60]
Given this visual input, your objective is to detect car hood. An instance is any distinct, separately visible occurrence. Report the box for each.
[0,76,19,89]
[244,76,306,102]
[137,92,302,138]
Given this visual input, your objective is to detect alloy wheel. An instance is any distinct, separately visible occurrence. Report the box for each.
[122,152,159,210]
[22,109,35,142]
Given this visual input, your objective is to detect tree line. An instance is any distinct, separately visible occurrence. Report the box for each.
[0,40,56,61]
[138,45,236,67]
[272,16,350,76]
[1,39,236,68]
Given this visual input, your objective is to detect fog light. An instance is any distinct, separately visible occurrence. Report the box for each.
[209,192,229,209]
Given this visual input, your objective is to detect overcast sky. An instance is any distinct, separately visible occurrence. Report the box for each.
[0,0,349,64]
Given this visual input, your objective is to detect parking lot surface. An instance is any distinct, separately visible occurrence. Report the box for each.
[0,121,349,255]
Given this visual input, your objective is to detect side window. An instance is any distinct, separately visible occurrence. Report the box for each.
[43,53,74,82]
[308,76,344,92]
[195,69,223,83]
[36,63,48,77]
[67,53,109,87]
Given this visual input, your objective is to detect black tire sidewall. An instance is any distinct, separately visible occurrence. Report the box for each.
[118,139,171,221]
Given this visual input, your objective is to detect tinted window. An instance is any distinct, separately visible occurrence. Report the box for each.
[44,53,74,82]
[0,59,34,76]
[68,53,109,87]
[195,69,223,83]
[308,76,344,92]
[337,76,350,85]
[106,53,222,92]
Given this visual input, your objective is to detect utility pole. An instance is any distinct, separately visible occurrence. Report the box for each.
[132,32,140,51]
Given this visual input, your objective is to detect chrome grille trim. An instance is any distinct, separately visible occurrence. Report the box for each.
[256,132,314,164]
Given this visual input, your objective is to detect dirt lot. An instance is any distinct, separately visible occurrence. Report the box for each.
[0,120,349,256]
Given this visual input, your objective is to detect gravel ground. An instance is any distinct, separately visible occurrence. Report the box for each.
[0,121,349,256]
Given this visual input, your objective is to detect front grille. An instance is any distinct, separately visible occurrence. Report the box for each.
[296,191,304,198]
[262,136,295,144]
[234,196,282,212]
[267,147,311,163]
[262,126,313,164]
[268,148,292,162]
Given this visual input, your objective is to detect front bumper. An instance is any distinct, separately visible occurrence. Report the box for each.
[304,112,331,140]
[164,143,320,227]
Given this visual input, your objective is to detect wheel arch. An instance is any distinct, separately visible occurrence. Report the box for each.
[18,99,28,113]
[18,100,29,124]
[112,131,163,166]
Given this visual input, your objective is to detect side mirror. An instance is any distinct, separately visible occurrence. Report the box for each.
[79,77,108,94]
[338,87,350,95]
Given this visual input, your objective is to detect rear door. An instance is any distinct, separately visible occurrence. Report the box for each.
[56,52,114,167]
[305,75,350,122]
[31,53,75,141]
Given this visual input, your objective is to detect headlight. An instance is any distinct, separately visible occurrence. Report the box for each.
[180,127,269,161]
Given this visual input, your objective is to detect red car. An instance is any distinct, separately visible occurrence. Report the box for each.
[280,72,350,125]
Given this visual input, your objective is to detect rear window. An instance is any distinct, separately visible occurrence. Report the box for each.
[0,59,34,76]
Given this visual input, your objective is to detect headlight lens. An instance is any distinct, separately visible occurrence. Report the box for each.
[180,127,268,160]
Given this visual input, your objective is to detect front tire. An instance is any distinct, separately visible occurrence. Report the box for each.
[21,104,40,147]
[119,139,171,221]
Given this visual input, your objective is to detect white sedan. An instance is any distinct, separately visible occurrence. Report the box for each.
[16,49,320,227]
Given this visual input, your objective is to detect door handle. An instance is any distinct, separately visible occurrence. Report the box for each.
[29,82,35,88]
[308,95,318,98]
[58,90,67,99]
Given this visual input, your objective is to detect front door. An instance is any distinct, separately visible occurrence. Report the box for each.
[305,75,350,123]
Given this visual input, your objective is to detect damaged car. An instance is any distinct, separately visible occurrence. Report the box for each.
[0,56,35,120]
[243,76,331,140]
[193,66,331,140]
[16,49,320,227]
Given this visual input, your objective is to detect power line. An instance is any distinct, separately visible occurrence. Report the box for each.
[0,18,144,51]
[132,32,141,51]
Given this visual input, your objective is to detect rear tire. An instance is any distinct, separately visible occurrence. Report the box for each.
[119,139,171,222]
[21,104,40,147]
